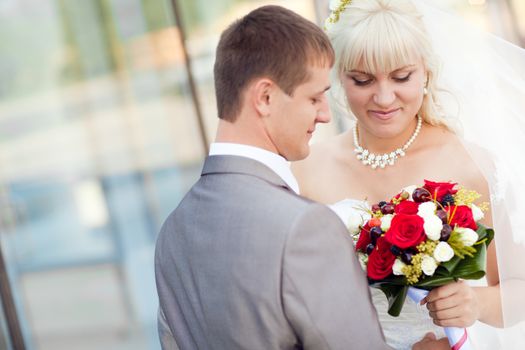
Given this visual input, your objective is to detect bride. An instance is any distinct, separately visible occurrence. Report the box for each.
[293,0,525,349]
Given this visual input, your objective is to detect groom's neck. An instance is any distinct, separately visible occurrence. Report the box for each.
[214,118,278,155]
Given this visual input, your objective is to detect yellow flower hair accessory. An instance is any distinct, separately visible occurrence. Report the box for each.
[325,0,353,29]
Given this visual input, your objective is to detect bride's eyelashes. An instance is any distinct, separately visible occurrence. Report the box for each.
[345,72,373,86]
[392,72,413,82]
[348,72,414,87]
[351,77,373,86]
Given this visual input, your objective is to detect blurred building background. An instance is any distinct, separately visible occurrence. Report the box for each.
[0,0,523,349]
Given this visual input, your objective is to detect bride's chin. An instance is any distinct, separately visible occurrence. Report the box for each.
[375,121,415,137]
[367,128,402,140]
[357,120,407,140]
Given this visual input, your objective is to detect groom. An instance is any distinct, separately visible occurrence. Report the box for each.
[155,5,391,350]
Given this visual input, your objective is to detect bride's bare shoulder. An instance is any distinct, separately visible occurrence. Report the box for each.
[431,126,495,169]
[421,124,472,156]
[423,124,458,144]
[427,125,494,192]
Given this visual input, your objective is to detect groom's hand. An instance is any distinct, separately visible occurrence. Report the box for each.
[411,333,449,350]
[422,280,479,327]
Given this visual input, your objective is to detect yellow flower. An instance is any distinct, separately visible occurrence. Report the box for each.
[402,254,423,285]
[453,187,481,206]
[417,240,438,255]
[326,0,353,25]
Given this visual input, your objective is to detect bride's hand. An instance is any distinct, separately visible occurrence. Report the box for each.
[411,333,449,350]
[422,280,480,327]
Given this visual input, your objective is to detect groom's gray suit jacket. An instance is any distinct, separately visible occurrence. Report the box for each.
[155,155,388,349]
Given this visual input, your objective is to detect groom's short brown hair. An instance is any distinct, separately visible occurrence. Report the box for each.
[214,5,334,121]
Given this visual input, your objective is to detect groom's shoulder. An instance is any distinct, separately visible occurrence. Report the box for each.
[170,170,326,218]
[223,173,345,234]
[244,176,322,214]
[258,187,344,230]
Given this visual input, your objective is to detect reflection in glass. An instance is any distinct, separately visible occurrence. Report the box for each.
[0,0,203,348]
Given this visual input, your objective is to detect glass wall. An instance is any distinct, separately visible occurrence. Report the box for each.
[0,0,204,348]
[0,0,522,349]
[0,295,13,349]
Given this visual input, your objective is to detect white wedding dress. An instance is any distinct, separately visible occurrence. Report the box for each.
[330,199,446,349]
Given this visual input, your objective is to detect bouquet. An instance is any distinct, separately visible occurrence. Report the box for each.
[350,180,494,348]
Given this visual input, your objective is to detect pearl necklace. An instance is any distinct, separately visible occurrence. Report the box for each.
[353,115,422,169]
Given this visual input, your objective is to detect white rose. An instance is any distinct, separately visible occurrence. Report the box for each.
[433,241,455,262]
[471,204,485,222]
[421,255,438,276]
[381,214,393,232]
[347,213,365,235]
[455,227,479,246]
[423,215,443,241]
[392,259,407,276]
[418,202,437,218]
[402,185,418,201]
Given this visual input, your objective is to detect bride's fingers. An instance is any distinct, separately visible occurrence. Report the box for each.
[429,302,478,327]
[432,316,458,327]
[429,306,460,321]
[427,283,479,327]
[424,280,465,304]
[425,294,458,312]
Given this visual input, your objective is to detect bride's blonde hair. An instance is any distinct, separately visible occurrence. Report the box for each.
[327,0,454,131]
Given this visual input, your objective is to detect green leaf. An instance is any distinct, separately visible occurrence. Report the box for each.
[440,255,462,274]
[453,242,487,280]
[414,275,456,287]
[433,266,450,277]
[370,283,408,317]
[476,223,494,244]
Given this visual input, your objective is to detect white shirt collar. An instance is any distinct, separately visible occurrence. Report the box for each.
[209,142,300,194]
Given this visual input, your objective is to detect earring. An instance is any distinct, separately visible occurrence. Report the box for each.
[424,74,430,96]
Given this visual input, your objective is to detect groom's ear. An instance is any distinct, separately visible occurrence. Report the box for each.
[251,78,275,118]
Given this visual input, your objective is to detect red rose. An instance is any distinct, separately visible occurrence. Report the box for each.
[367,237,396,280]
[356,223,371,252]
[395,201,419,215]
[423,180,458,202]
[447,205,477,230]
[385,214,425,249]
